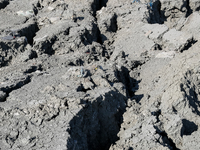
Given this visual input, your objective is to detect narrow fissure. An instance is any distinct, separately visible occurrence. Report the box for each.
[185,0,192,18]
[180,38,197,52]
[96,27,103,45]
[24,65,43,74]
[116,66,137,98]
[180,83,200,115]
[19,22,39,45]
[91,0,109,45]
[46,109,60,121]
[151,109,161,122]
[159,131,180,150]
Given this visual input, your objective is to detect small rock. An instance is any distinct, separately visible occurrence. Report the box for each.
[155,51,176,58]
[16,10,34,18]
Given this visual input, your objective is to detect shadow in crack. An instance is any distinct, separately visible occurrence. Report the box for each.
[147,0,166,24]
[180,38,198,52]
[66,90,127,150]
[181,119,198,137]
[148,0,191,24]
[97,0,108,11]
[92,0,108,16]
[115,66,142,99]
[0,0,9,9]
[180,83,200,115]
[67,80,142,149]
[185,0,193,18]
[19,23,39,45]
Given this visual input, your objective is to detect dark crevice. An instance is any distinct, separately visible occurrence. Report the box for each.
[96,13,118,44]
[180,38,197,52]
[195,6,200,11]
[96,25,108,45]
[34,35,57,55]
[76,59,84,66]
[185,0,193,18]
[172,106,178,114]
[130,60,145,70]
[148,0,191,24]
[24,66,38,74]
[96,0,108,11]
[91,0,112,47]
[77,84,91,93]
[181,119,198,137]
[115,66,138,98]
[46,110,60,121]
[5,130,20,147]
[149,0,192,24]
[180,83,200,115]
[24,65,43,74]
[19,23,40,45]
[0,91,7,102]
[36,1,43,9]
[99,0,108,10]
[154,44,163,50]
[25,50,38,61]
[32,4,39,16]
[32,26,69,55]
[0,52,12,68]
[67,90,127,150]
[80,24,99,46]
[97,27,103,45]
[68,62,77,66]
[151,109,161,122]
[109,13,118,33]
[0,0,9,9]
[0,76,32,102]
[1,76,32,93]
[148,0,165,24]
[158,131,181,150]
[64,100,69,108]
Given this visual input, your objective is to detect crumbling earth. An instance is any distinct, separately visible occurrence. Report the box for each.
[1,0,200,150]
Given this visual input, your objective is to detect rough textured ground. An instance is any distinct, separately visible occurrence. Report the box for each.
[0,0,200,149]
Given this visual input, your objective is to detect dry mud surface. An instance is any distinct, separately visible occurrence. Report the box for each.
[1,0,200,150]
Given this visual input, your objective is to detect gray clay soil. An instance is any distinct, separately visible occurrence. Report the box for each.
[1,0,200,150]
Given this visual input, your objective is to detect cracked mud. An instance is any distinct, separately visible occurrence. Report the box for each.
[1,0,200,150]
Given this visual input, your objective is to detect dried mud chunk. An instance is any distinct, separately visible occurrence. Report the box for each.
[162,28,193,52]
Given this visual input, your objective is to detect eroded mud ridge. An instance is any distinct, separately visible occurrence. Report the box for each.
[1,0,200,149]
